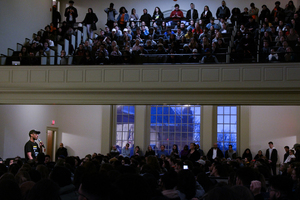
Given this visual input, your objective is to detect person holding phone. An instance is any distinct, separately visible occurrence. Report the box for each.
[64,1,78,28]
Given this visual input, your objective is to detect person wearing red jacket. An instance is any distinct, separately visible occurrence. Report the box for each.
[170,4,184,25]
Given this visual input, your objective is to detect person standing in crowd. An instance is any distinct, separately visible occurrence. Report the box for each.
[140,8,152,28]
[130,8,139,21]
[187,143,200,163]
[271,1,284,21]
[259,5,271,23]
[56,143,68,161]
[225,144,237,159]
[170,144,179,158]
[216,1,230,21]
[105,3,118,31]
[249,3,259,22]
[152,7,164,27]
[117,7,129,31]
[24,129,44,162]
[207,143,224,161]
[64,1,78,28]
[186,3,199,22]
[283,146,290,162]
[170,4,184,26]
[266,141,278,175]
[52,5,61,28]
[83,8,98,39]
[201,6,213,25]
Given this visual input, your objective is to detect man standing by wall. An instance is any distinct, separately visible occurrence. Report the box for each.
[266,141,278,175]
[170,4,184,26]
[186,3,199,22]
[105,3,118,31]
[56,143,68,161]
[216,1,230,21]
[24,129,43,162]
[64,1,78,28]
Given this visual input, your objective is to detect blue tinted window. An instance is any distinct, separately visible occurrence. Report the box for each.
[116,105,135,154]
[150,105,201,154]
[217,106,238,154]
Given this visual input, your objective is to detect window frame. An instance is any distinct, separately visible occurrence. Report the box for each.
[112,105,136,154]
[213,105,240,155]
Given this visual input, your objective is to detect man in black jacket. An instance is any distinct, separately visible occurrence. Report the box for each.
[216,1,230,21]
[64,1,78,28]
[186,3,199,22]
[266,141,278,175]
[140,9,152,27]
[207,143,224,161]
[56,143,68,161]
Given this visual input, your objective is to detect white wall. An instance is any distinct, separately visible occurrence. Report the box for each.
[55,105,103,158]
[248,106,300,163]
[0,105,104,159]
[0,105,57,159]
[0,0,52,55]
[60,0,292,31]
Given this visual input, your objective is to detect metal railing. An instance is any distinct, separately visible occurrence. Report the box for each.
[2,51,299,66]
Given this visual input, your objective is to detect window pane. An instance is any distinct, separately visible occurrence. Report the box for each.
[217,107,223,114]
[217,133,223,141]
[151,107,156,114]
[195,107,201,115]
[217,124,223,132]
[217,115,223,123]
[231,115,237,123]
[231,107,237,114]
[224,107,230,114]
[157,107,162,114]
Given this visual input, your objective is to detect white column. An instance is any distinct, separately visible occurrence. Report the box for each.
[101,105,112,154]
[134,105,147,152]
[201,106,214,153]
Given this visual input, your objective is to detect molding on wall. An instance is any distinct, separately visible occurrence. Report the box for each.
[1,63,300,105]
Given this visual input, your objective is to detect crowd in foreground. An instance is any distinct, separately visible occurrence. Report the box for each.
[1,142,300,200]
[9,0,300,65]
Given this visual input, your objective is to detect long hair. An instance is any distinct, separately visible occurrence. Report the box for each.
[153,7,162,16]
[119,7,128,14]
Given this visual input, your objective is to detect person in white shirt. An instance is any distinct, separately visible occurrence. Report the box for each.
[284,149,296,163]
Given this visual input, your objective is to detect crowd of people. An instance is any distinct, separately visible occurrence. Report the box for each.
[0,129,300,200]
[10,0,300,65]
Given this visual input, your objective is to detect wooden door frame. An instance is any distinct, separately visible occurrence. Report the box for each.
[46,126,58,162]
